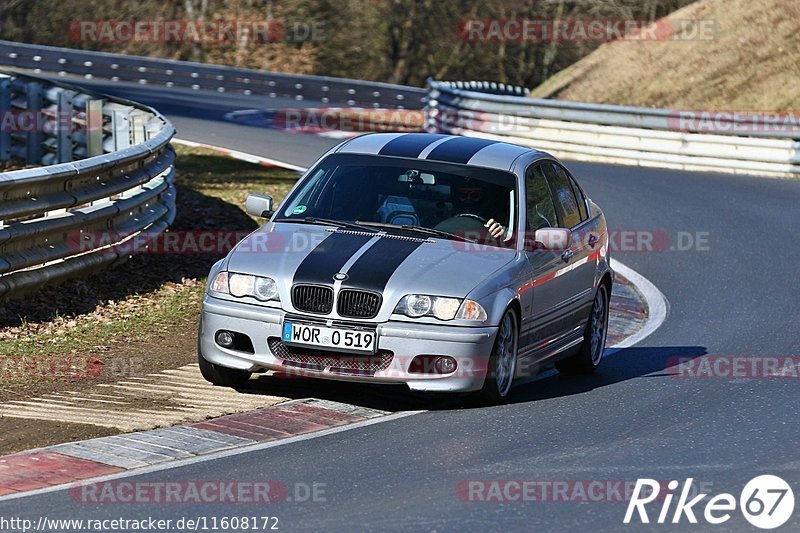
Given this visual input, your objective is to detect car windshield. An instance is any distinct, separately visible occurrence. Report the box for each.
[277,153,517,244]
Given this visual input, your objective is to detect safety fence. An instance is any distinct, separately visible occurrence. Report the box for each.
[0,69,175,298]
[0,40,425,109]
[426,79,800,178]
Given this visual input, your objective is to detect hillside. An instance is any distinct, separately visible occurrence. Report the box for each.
[531,0,800,111]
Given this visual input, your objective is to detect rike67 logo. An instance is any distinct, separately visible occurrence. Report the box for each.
[624,476,795,529]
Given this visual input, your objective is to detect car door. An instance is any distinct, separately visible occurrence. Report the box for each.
[520,162,577,358]
[542,161,597,332]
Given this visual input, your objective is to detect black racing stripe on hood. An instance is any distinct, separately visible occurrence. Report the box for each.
[424,137,498,164]
[292,231,374,286]
[377,133,450,158]
[341,237,425,293]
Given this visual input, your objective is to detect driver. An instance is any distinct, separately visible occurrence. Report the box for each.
[455,186,506,239]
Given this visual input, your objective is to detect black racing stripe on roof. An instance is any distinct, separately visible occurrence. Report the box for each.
[341,237,424,294]
[424,137,499,164]
[377,133,451,158]
[292,231,374,286]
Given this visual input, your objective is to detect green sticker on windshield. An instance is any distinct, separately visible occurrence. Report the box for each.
[292,205,307,215]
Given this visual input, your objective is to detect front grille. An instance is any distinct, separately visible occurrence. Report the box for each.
[337,289,381,319]
[267,337,393,374]
[292,284,333,314]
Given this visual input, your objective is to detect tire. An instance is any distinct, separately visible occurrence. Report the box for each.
[198,348,252,387]
[478,308,519,404]
[556,283,609,375]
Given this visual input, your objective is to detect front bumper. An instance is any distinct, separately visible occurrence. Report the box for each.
[199,295,498,392]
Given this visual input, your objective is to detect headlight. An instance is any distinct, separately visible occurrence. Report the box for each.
[253,276,279,301]
[229,273,255,297]
[210,271,229,293]
[209,271,280,302]
[406,294,432,317]
[456,299,488,321]
[395,295,462,320]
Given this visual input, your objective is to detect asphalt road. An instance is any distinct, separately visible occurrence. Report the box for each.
[2,81,799,532]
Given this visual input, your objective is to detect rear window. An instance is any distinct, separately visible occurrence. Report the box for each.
[544,163,582,229]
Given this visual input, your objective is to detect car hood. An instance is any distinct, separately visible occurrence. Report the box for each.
[226,223,516,310]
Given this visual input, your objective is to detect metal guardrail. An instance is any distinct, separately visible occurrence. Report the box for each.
[426,79,800,178]
[0,40,426,109]
[0,69,175,299]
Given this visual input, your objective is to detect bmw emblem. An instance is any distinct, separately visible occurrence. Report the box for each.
[333,272,348,281]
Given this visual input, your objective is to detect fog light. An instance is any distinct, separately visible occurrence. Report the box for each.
[216,330,235,348]
[435,356,458,374]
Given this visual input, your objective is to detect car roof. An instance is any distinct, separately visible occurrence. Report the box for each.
[333,133,548,172]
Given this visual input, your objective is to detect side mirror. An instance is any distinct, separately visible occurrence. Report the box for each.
[245,194,274,218]
[533,228,571,251]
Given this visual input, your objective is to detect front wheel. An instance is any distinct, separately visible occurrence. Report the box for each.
[478,308,518,404]
[556,284,609,375]
[198,349,252,387]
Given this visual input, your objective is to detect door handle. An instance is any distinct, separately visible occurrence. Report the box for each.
[587,234,598,247]
[561,249,575,262]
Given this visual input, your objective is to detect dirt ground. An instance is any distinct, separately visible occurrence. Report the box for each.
[531,0,800,111]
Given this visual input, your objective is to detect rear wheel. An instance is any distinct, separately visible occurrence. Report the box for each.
[198,348,252,387]
[478,309,518,404]
[556,284,609,375]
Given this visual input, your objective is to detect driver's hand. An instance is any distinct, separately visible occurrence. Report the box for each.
[485,219,505,239]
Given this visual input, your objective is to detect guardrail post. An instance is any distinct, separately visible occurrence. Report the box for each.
[130,110,147,145]
[145,116,163,140]
[105,103,133,151]
[25,81,43,164]
[56,89,74,163]
[0,76,9,161]
[85,99,103,156]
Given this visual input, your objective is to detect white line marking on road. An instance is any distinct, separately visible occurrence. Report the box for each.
[0,410,422,502]
[514,259,668,386]
[605,259,669,354]
[172,138,308,172]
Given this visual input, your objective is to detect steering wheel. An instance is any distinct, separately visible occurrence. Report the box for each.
[455,213,488,224]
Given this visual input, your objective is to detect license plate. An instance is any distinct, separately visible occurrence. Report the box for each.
[282,321,376,354]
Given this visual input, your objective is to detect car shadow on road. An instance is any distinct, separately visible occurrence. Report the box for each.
[243,373,460,412]
[504,345,708,405]
[236,346,707,413]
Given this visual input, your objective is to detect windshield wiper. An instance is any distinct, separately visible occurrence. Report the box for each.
[273,217,379,232]
[354,221,475,243]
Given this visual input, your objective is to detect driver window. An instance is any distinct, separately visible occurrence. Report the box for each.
[525,164,557,232]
